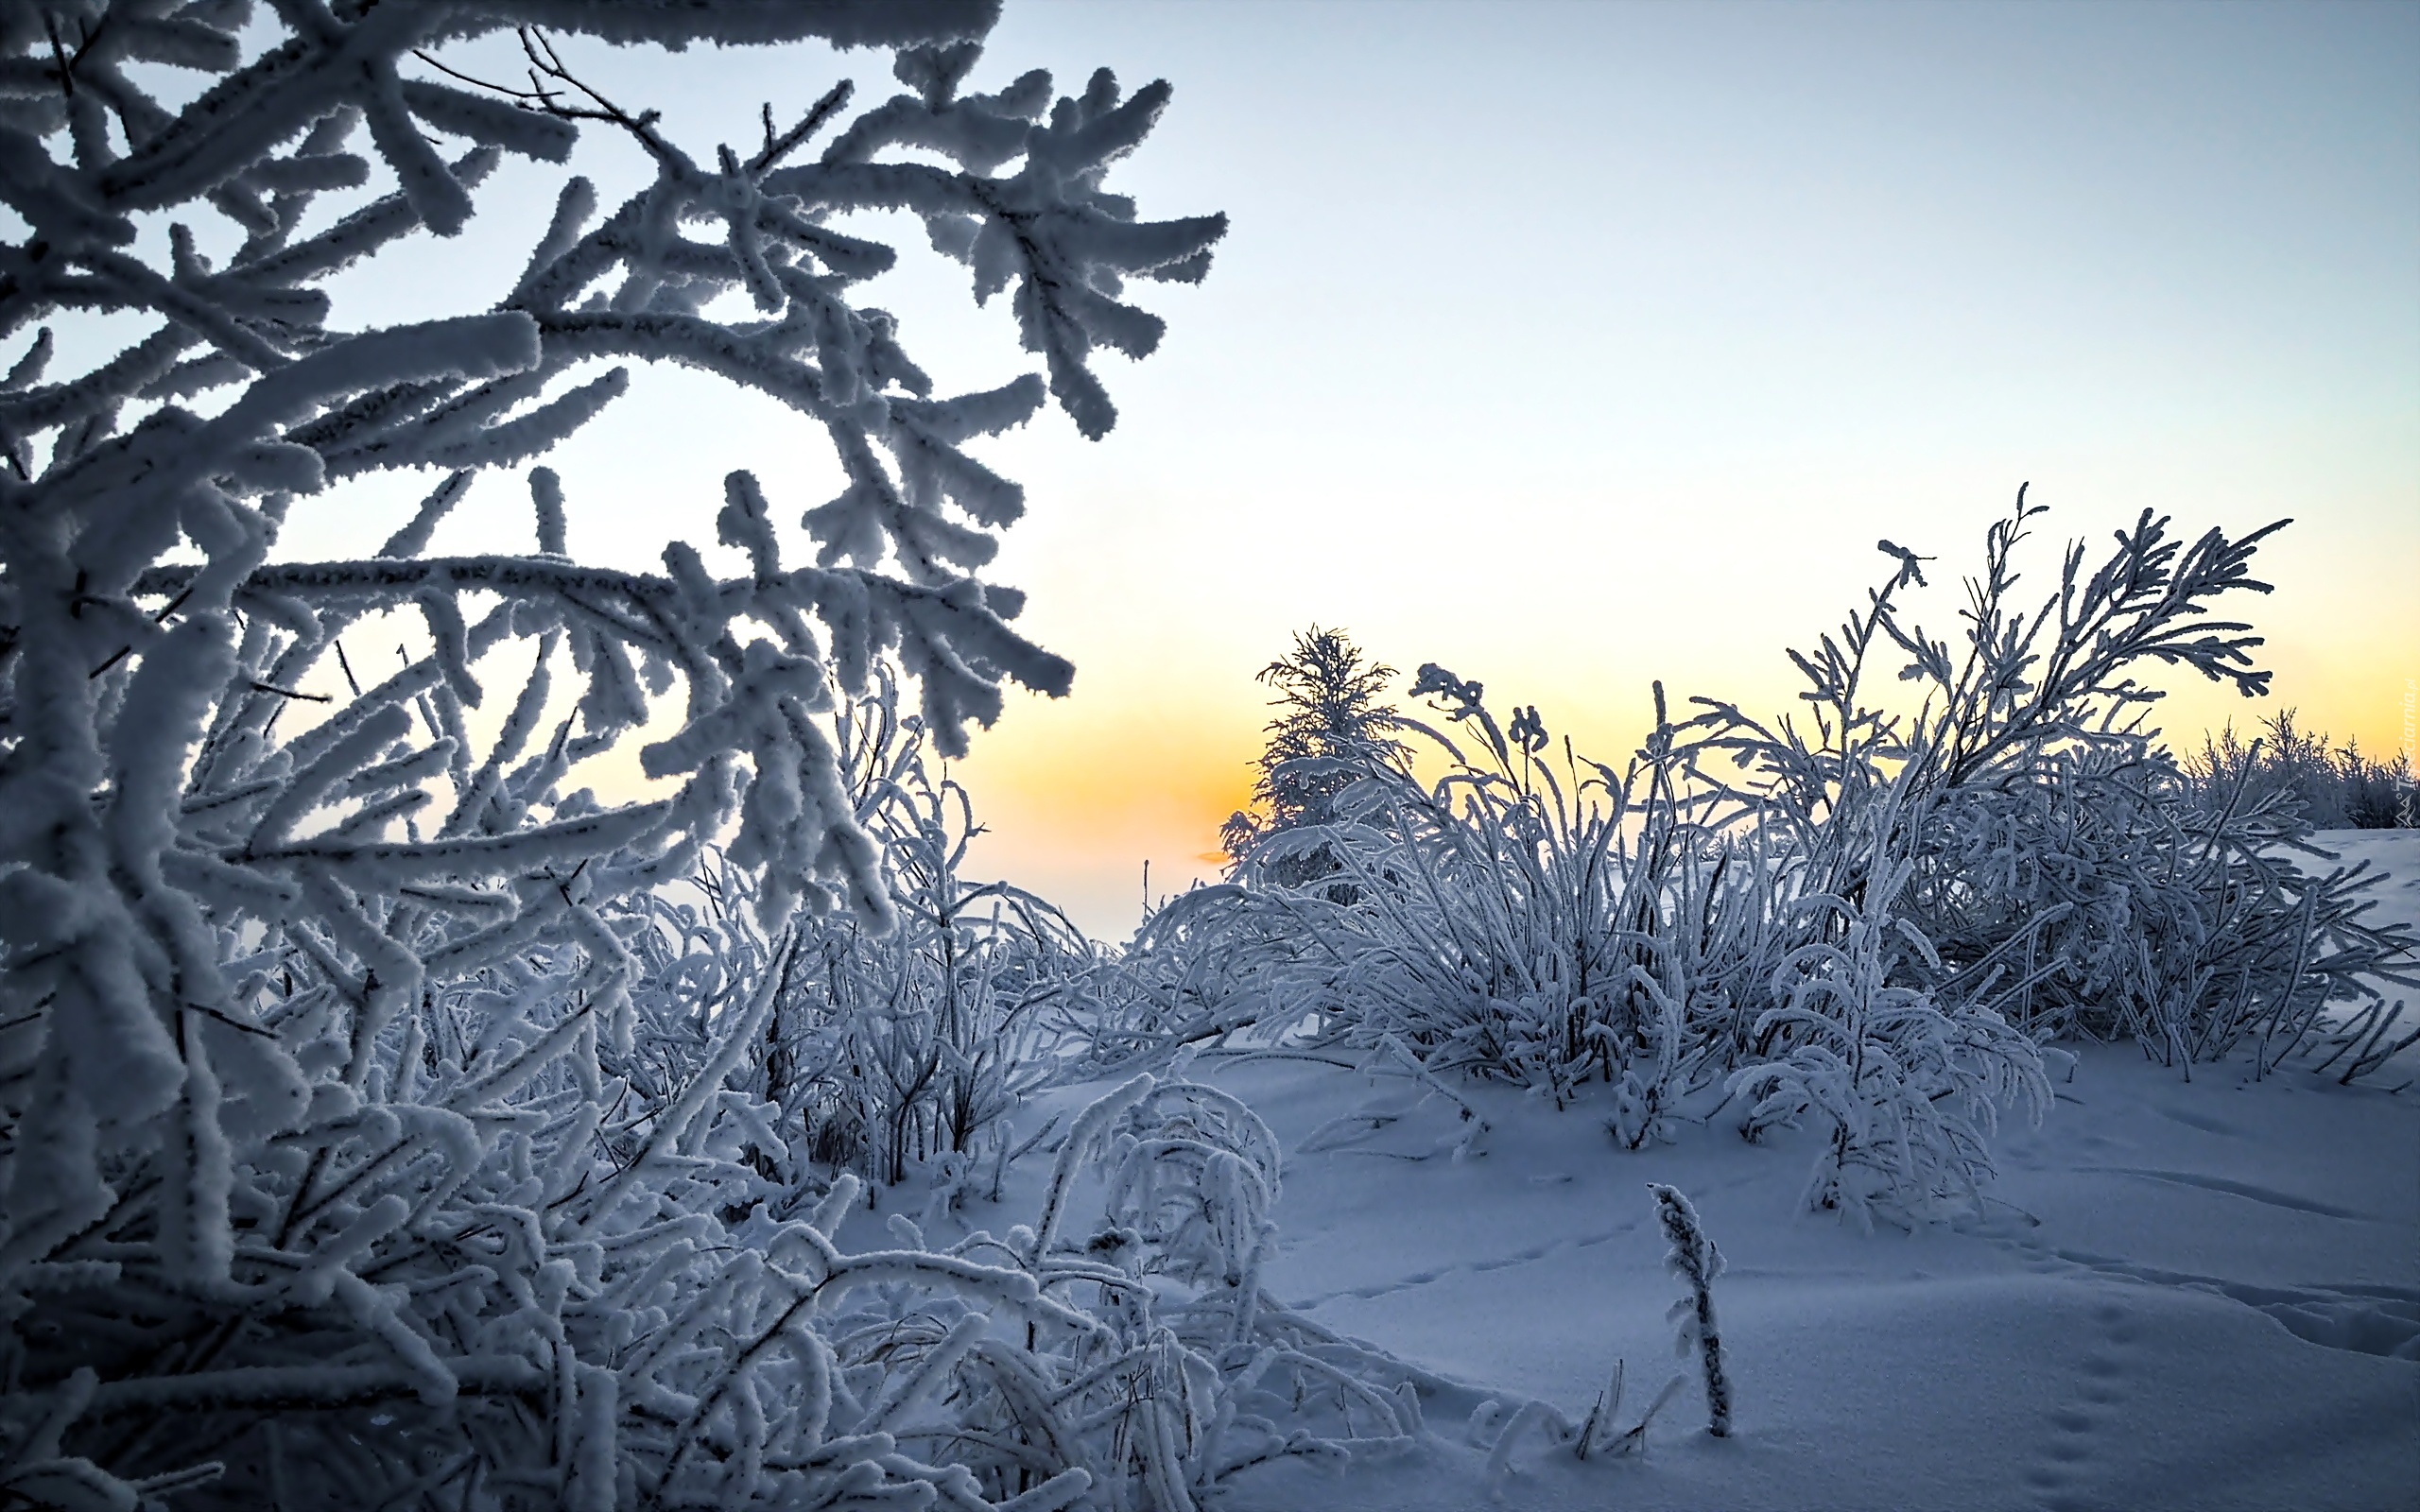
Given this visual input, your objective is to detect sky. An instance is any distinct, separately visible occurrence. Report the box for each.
[265,1,2417,938]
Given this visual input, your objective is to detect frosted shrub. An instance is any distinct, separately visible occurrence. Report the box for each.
[838,1072,1426,1508]
[650,676,1099,1194]
[1211,666,1795,1137]
[1703,492,2420,1080]
[1903,743,2416,1078]
[1696,496,2410,1211]
[2185,711,2415,831]
[1307,667,1641,1106]
[821,682,1098,1184]
[1224,670,1694,1110]
[1728,790,2050,1226]
[0,3,1224,1503]
[1193,490,2411,1230]
[1050,882,1328,1079]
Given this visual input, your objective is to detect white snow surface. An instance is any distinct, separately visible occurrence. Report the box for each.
[887,829,2420,1512]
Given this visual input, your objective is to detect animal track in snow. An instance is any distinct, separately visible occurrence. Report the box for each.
[2023,1294,2138,1512]
[2145,1103,2244,1138]
[2067,1165,2375,1221]
[2047,1250,2420,1361]
[1982,1231,2420,1361]
[1287,1222,1642,1308]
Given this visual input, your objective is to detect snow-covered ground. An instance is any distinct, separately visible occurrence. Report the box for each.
[899,830,2420,1511]
[1213,1039,2415,1511]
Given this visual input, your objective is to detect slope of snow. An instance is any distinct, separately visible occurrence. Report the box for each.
[1198,1036,2416,1512]
[908,829,2420,1511]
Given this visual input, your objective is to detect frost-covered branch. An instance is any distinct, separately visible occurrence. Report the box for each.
[0,3,1224,1503]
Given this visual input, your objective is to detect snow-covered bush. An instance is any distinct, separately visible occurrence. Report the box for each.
[803,1071,1429,1509]
[2184,710,2415,830]
[0,2,1226,1503]
[1192,490,2411,1228]
[629,675,1100,1198]
[1702,492,2419,1080]
[1728,787,2050,1225]
[1904,741,2418,1077]
[1057,881,1319,1077]
[1218,666,1726,1114]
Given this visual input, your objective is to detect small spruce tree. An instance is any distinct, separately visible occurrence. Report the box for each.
[1222,626,1407,889]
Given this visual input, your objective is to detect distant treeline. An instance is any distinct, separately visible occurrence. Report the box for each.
[2180,711,2414,830]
